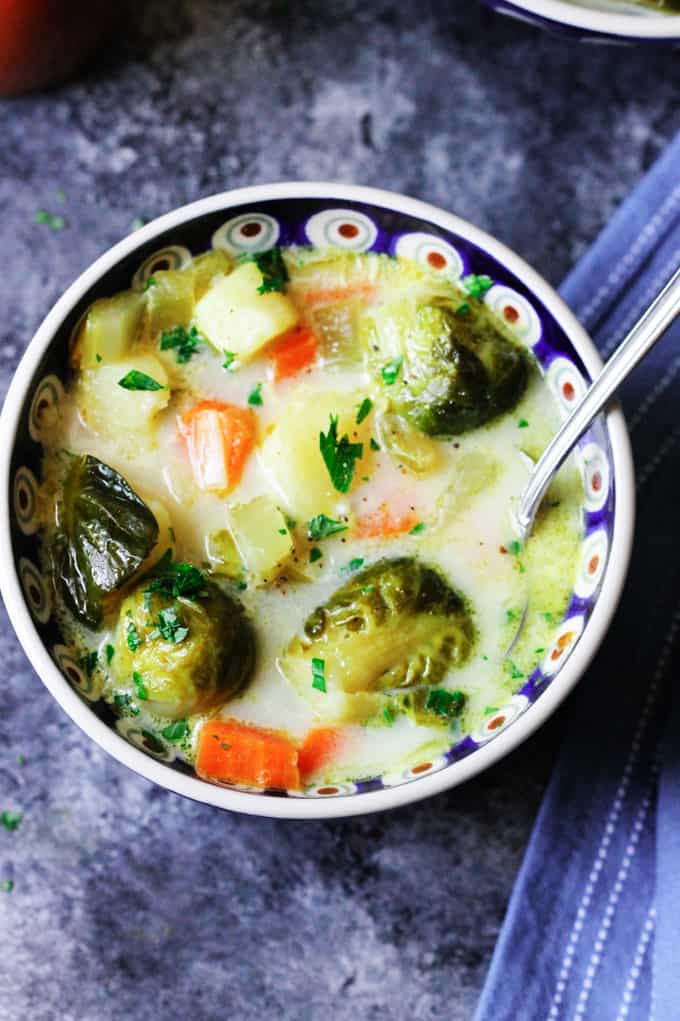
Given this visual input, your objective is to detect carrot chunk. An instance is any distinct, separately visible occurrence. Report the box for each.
[196,720,301,790]
[355,503,418,539]
[298,727,342,781]
[272,325,318,381]
[178,400,256,492]
[301,282,377,308]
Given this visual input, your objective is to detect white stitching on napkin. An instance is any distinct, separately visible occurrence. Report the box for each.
[545,607,680,1021]
[636,423,680,492]
[578,187,680,329]
[572,780,655,1020]
[614,905,656,1021]
[629,354,680,433]
[599,249,680,360]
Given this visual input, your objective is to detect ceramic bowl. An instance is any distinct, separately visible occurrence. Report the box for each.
[482,0,680,42]
[0,183,635,819]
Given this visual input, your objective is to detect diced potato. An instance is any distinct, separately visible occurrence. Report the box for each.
[193,261,299,360]
[227,496,294,585]
[143,269,195,337]
[72,290,145,369]
[309,300,364,366]
[205,529,243,578]
[76,354,169,449]
[259,387,374,519]
[189,249,234,299]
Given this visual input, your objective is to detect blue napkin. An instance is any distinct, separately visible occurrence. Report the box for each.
[475,132,680,1021]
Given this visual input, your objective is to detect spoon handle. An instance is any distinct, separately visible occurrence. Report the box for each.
[516,265,680,538]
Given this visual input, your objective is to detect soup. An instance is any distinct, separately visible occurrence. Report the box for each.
[38,243,582,790]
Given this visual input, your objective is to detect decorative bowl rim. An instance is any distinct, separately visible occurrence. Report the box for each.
[0,181,635,819]
[497,0,680,37]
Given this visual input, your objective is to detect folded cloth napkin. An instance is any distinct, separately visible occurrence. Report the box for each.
[475,130,680,1021]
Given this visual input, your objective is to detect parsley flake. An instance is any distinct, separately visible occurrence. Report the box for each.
[132,671,148,700]
[356,397,373,425]
[143,551,207,600]
[248,382,264,406]
[409,522,426,535]
[319,414,363,493]
[344,557,365,572]
[144,276,157,291]
[311,657,327,693]
[425,689,466,719]
[160,325,203,364]
[153,607,189,644]
[0,811,23,832]
[114,693,140,716]
[518,419,529,429]
[506,660,524,680]
[383,706,395,726]
[126,619,142,652]
[250,247,290,294]
[80,650,98,677]
[462,273,493,299]
[455,302,471,317]
[222,350,238,372]
[161,720,189,742]
[307,514,348,541]
[309,547,323,563]
[508,540,522,556]
[370,437,381,451]
[118,370,165,392]
[484,706,500,716]
[381,356,403,386]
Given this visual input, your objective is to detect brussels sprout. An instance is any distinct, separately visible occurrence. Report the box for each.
[280,558,474,720]
[362,297,530,436]
[114,574,255,718]
[50,455,159,628]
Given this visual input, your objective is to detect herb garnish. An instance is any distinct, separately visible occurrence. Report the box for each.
[132,671,148,700]
[0,811,23,832]
[126,618,142,652]
[311,657,327,693]
[381,356,403,386]
[455,303,471,317]
[150,606,189,644]
[80,651,98,677]
[506,660,524,680]
[370,437,381,452]
[248,382,264,406]
[307,514,348,541]
[222,350,238,371]
[356,397,373,425]
[309,547,323,563]
[425,688,466,719]
[462,274,493,299]
[34,209,66,231]
[508,540,522,556]
[118,370,165,392]
[319,415,363,493]
[143,550,207,600]
[144,276,157,292]
[518,419,529,429]
[243,247,290,294]
[409,522,426,536]
[383,706,395,726]
[344,557,364,572]
[161,720,189,742]
[160,325,203,364]
[484,706,500,716]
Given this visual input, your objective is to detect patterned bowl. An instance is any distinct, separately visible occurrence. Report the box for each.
[481,0,680,41]
[0,183,635,819]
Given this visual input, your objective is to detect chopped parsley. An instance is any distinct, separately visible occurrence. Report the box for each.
[126,618,142,652]
[118,370,165,392]
[278,527,288,535]
[95,353,102,363]
[160,325,203,364]
[381,356,403,386]
[542,612,555,624]
[455,302,471,317]
[80,650,98,677]
[508,540,522,557]
[506,608,519,623]
[144,276,157,291]
[311,657,327,693]
[0,811,23,832]
[462,273,493,299]
[241,246,289,294]
[360,584,375,595]
[356,397,373,425]
[518,419,529,429]
[383,706,395,726]
[484,706,500,716]
[114,693,139,716]
[506,660,525,680]
[143,551,207,600]
[319,414,363,493]
[132,671,148,700]
[307,514,348,541]
[309,547,323,563]
[425,688,466,719]
[344,557,365,572]
[34,209,65,231]
[534,647,546,655]
[370,437,381,452]
[2,880,13,893]
[247,382,264,406]
[222,350,238,372]
[409,522,426,536]
[151,607,189,644]
[161,720,189,742]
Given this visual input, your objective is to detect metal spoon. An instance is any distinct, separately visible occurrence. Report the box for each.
[505,264,680,656]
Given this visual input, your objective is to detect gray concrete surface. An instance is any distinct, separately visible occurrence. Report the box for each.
[0,3,679,1019]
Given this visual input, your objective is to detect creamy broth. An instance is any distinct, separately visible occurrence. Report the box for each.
[40,246,582,788]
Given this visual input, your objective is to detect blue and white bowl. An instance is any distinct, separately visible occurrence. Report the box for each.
[0,184,635,818]
[482,0,680,42]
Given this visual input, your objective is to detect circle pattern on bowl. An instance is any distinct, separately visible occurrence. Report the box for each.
[8,197,618,801]
[212,212,280,255]
[304,209,378,251]
[393,232,464,279]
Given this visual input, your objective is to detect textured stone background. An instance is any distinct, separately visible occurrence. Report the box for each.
[1,3,679,1020]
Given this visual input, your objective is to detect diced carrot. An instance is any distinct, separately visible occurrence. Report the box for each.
[271,325,318,381]
[178,400,256,492]
[301,282,377,309]
[355,503,418,539]
[298,727,342,781]
[196,719,301,790]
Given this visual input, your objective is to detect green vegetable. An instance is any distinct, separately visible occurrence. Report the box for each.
[356,397,373,424]
[484,706,499,715]
[455,303,471,317]
[425,688,466,719]
[142,550,206,600]
[309,547,323,563]
[160,325,203,364]
[244,247,290,294]
[409,522,426,535]
[161,720,189,742]
[126,617,142,651]
[311,657,327,693]
[370,438,381,451]
[50,455,159,628]
[518,418,529,429]
[144,276,157,292]
[105,644,115,665]
[132,671,148,700]
[34,209,65,231]
[343,558,365,572]
[114,577,255,718]
[462,274,493,299]
[281,558,474,714]
[80,650,98,676]
[383,706,395,725]
[248,383,264,406]
[113,693,139,716]
[1,811,22,832]
[381,356,403,386]
[222,351,237,371]
[118,370,166,392]
[319,415,363,493]
[307,514,348,540]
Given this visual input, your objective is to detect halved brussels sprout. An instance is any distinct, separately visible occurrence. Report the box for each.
[50,455,159,628]
[114,575,255,719]
[362,296,530,436]
[280,557,474,721]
